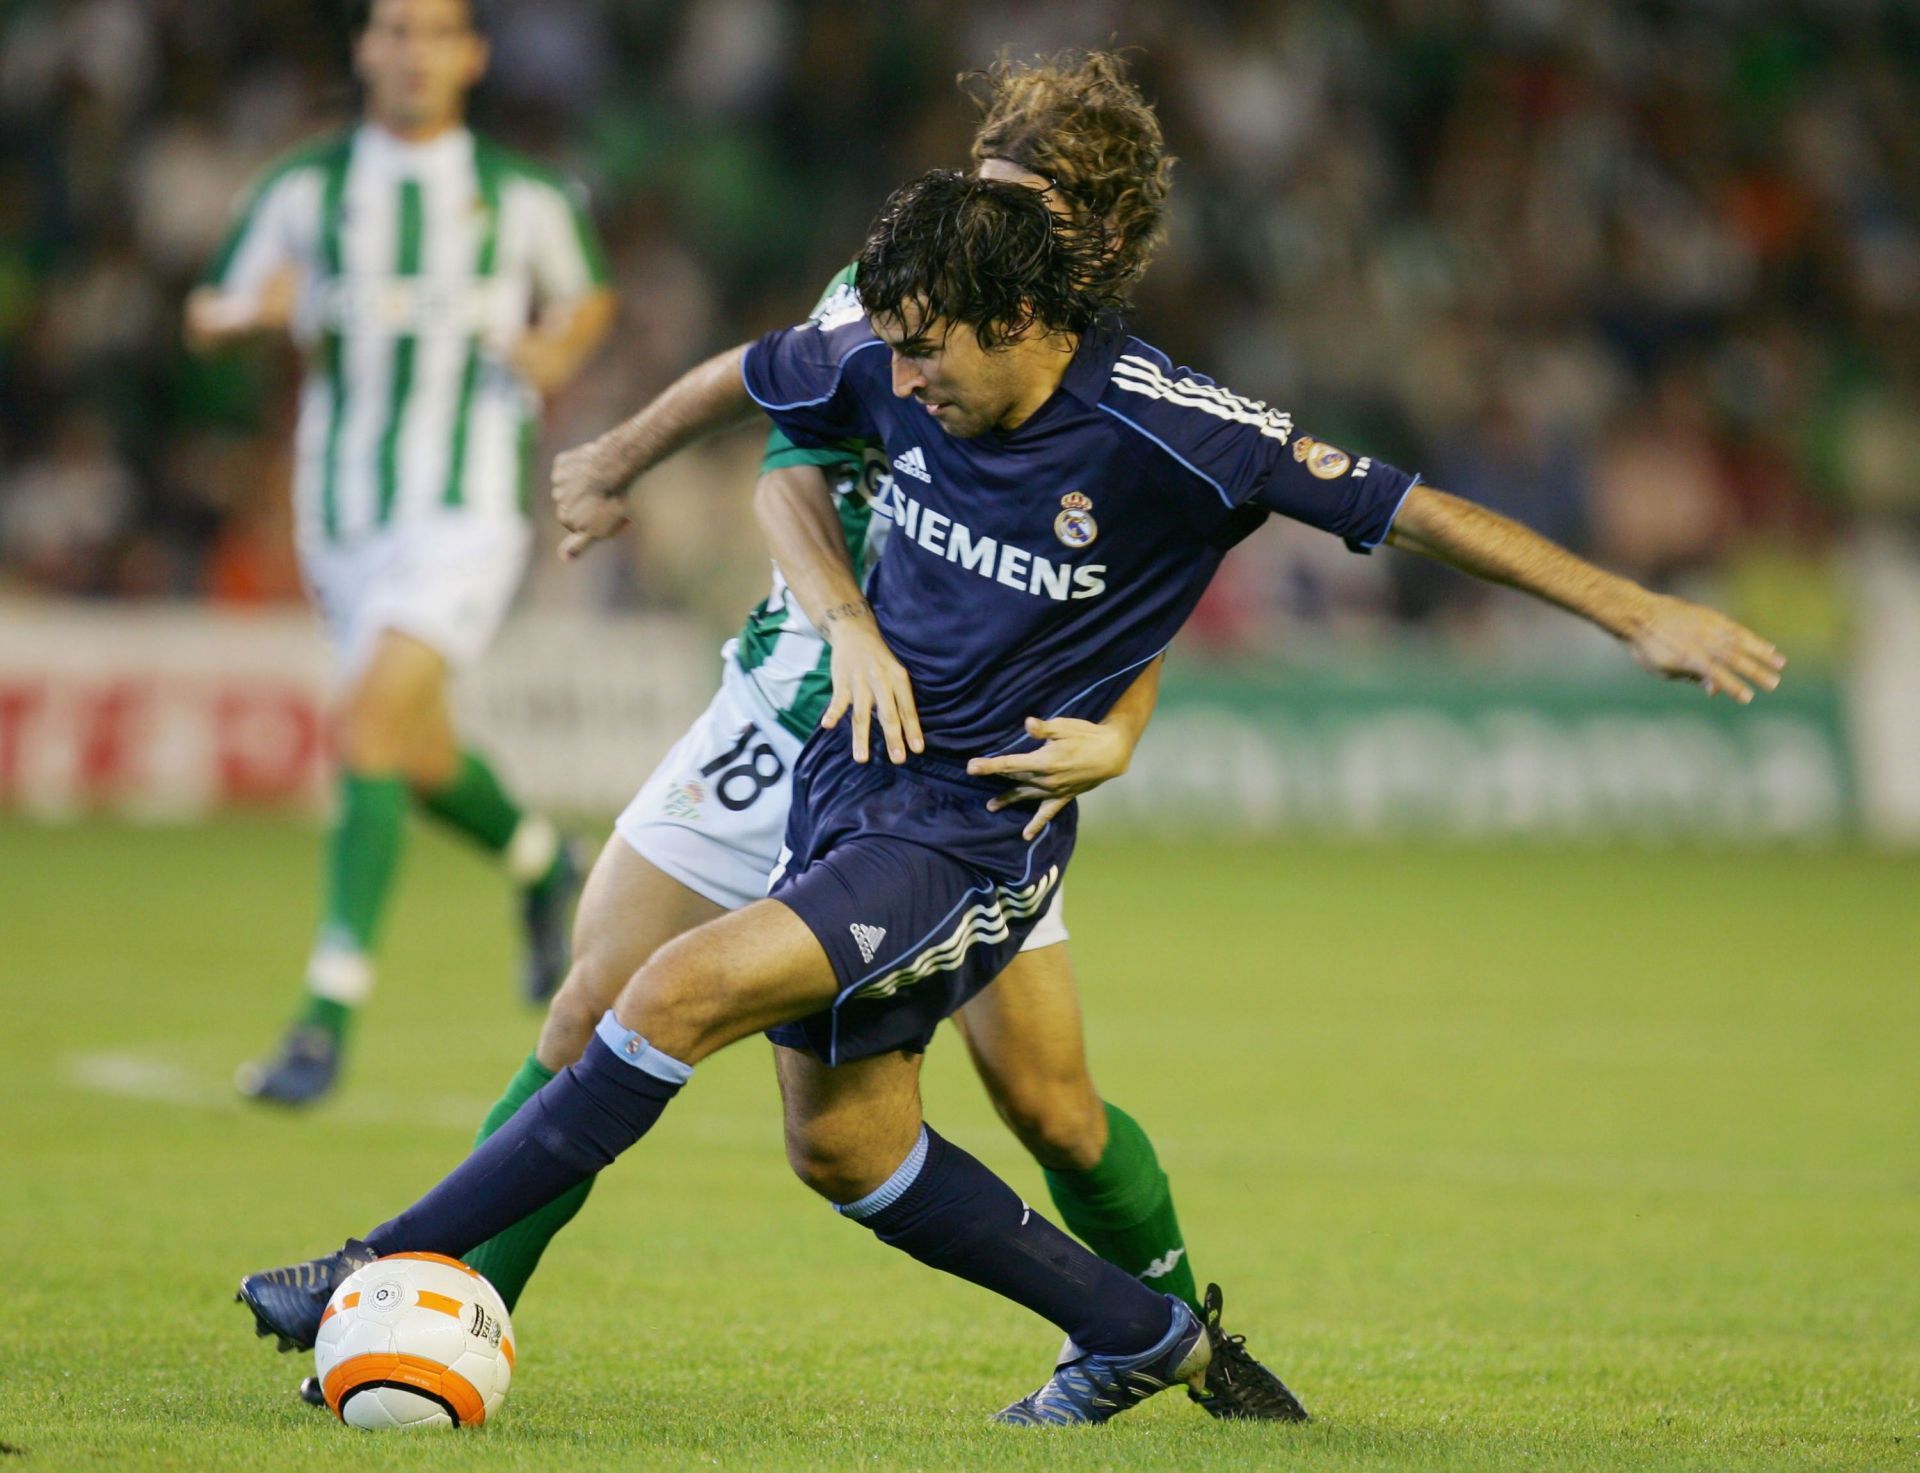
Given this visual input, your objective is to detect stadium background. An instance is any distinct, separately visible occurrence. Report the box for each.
[3,0,1916,837]
[3,4,1918,1468]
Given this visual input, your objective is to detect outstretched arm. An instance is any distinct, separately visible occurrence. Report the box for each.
[753,466,923,765]
[552,344,756,559]
[1386,484,1786,702]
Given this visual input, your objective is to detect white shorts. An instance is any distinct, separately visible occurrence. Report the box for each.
[617,656,1068,950]
[299,514,531,681]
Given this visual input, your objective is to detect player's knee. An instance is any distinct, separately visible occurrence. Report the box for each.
[782,1118,889,1205]
[993,1075,1106,1172]
[337,696,404,773]
[536,958,620,1069]
[614,935,738,1059]
[401,737,458,791]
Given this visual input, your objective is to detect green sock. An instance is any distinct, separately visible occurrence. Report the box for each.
[295,772,407,1038]
[1043,1102,1201,1314]
[296,995,354,1045]
[463,1055,596,1310]
[417,750,561,888]
[328,770,409,946]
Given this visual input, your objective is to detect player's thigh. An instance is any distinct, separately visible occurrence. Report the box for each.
[955,942,1096,1090]
[537,835,728,1071]
[614,898,840,1064]
[954,942,1108,1167]
[338,629,451,773]
[773,1044,926,1203]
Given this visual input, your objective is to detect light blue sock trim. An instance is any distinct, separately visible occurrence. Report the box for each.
[593,1011,694,1086]
[834,1126,929,1220]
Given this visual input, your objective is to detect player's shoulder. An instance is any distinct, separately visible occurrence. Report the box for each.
[777,305,883,379]
[1099,338,1293,443]
[805,262,862,327]
[745,297,882,411]
[1095,336,1294,486]
[472,134,589,206]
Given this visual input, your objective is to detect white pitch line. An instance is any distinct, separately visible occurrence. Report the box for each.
[61,1049,497,1130]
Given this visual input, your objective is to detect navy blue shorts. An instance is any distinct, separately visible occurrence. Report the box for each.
[765,730,1076,1065]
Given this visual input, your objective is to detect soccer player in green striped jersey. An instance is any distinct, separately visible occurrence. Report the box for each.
[186,0,615,1105]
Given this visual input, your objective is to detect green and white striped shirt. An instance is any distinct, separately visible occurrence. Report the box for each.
[732,265,895,740]
[204,124,608,544]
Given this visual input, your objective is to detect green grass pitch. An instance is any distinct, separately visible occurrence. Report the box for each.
[1,817,1915,1470]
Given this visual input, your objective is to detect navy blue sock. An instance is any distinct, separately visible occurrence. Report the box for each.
[839,1125,1173,1356]
[365,1014,691,1259]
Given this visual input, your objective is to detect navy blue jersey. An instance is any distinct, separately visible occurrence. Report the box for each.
[742,317,1416,757]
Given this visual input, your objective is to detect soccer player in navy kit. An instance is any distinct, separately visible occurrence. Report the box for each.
[240,173,1785,1425]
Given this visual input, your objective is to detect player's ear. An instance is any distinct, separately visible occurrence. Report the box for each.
[466,31,490,86]
[996,305,1039,346]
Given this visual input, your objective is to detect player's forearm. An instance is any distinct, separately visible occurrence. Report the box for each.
[752,465,870,641]
[1101,656,1163,748]
[514,290,617,395]
[183,288,272,355]
[1385,484,1655,641]
[598,344,756,485]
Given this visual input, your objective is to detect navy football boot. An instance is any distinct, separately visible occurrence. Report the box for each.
[993,1297,1210,1426]
[298,1376,327,1408]
[1187,1283,1310,1421]
[235,1238,376,1352]
[235,1024,341,1106]
[521,839,582,1003]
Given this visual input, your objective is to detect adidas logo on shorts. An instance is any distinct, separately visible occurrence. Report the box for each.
[892,446,931,483]
[849,922,888,964]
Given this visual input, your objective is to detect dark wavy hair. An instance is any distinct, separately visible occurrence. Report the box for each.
[853,171,1124,351]
[963,49,1175,297]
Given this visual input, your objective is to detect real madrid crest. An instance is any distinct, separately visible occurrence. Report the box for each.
[1292,435,1352,480]
[1055,491,1097,548]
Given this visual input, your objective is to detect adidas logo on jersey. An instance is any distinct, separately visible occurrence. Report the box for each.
[849,923,888,964]
[892,446,931,483]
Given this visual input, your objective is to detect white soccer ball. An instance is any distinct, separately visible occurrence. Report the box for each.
[312,1253,515,1430]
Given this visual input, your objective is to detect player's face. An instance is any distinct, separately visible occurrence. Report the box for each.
[873,303,1031,440]
[356,0,488,137]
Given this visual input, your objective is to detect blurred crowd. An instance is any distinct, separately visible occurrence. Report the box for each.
[4,0,1916,665]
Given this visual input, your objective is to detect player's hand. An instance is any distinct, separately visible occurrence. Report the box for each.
[551,435,635,560]
[256,268,299,333]
[967,715,1134,840]
[821,601,923,765]
[183,269,299,352]
[1625,593,1786,703]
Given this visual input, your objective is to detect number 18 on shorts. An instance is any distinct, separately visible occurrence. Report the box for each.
[615,658,804,913]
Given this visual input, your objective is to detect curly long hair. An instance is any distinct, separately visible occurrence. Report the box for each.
[963,49,1175,297]
[854,171,1124,349]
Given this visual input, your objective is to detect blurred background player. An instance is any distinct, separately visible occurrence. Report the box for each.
[418,52,1305,1420]
[185,0,615,1104]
